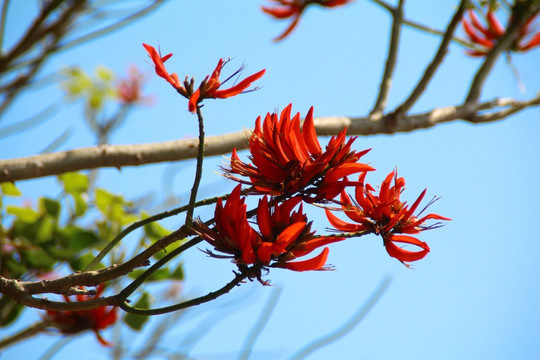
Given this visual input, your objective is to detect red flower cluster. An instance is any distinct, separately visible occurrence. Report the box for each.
[262,0,353,41]
[116,66,148,105]
[142,44,265,112]
[223,104,374,202]
[462,9,540,56]
[46,285,117,346]
[195,185,344,276]
[326,171,450,266]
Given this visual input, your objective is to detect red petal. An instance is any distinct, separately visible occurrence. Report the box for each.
[213,69,266,98]
[257,197,273,238]
[276,222,306,248]
[487,11,505,38]
[324,163,375,184]
[262,6,299,19]
[384,235,430,262]
[302,106,322,155]
[257,242,286,263]
[463,18,495,47]
[188,89,200,113]
[292,236,345,258]
[273,13,302,42]
[325,209,367,232]
[285,247,330,271]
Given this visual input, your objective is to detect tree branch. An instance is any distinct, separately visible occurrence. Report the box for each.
[1,96,539,183]
[393,0,468,114]
[369,0,404,119]
[0,225,194,311]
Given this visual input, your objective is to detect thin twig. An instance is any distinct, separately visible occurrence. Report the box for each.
[370,0,472,47]
[54,1,167,55]
[119,271,249,316]
[369,0,405,120]
[0,0,11,53]
[0,102,60,139]
[289,276,392,360]
[393,0,468,114]
[185,105,206,227]
[238,286,283,360]
[0,319,52,350]
[118,237,203,300]
[402,18,473,47]
[84,194,223,272]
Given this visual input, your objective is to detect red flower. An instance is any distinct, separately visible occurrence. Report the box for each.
[46,284,117,346]
[223,104,374,203]
[187,59,266,113]
[143,44,265,113]
[262,0,353,41]
[325,171,450,266]
[116,66,149,105]
[462,9,540,56]
[142,43,187,95]
[195,185,344,275]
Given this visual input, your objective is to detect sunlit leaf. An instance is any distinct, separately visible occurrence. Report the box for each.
[59,172,89,195]
[20,247,55,269]
[0,297,24,327]
[39,198,60,220]
[128,268,170,282]
[6,206,40,222]
[1,182,21,196]
[35,217,55,244]
[70,253,104,271]
[170,262,184,280]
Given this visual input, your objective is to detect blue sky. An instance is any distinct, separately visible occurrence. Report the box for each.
[1,1,539,359]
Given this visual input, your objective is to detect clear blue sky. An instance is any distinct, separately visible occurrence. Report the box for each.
[1,1,539,359]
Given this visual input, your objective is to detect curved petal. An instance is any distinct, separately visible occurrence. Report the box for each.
[284,247,330,271]
[292,236,345,258]
[324,163,375,183]
[325,209,367,232]
[276,222,306,248]
[302,106,322,155]
[384,235,430,263]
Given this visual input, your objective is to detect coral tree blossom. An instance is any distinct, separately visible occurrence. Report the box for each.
[262,0,353,41]
[195,185,344,277]
[142,43,265,112]
[223,104,374,202]
[462,9,540,56]
[46,284,117,346]
[116,66,148,105]
[325,171,450,266]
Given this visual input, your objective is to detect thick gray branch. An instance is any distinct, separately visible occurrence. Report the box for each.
[1,96,539,183]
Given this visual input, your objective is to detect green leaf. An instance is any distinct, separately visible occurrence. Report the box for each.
[59,172,89,195]
[58,225,101,252]
[170,262,185,281]
[72,192,88,217]
[95,188,137,225]
[124,292,152,331]
[0,297,24,327]
[144,220,170,242]
[20,247,56,270]
[128,268,170,282]
[35,217,55,244]
[3,257,28,278]
[70,253,104,271]
[1,182,21,196]
[95,65,114,82]
[39,198,61,220]
[6,205,40,222]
